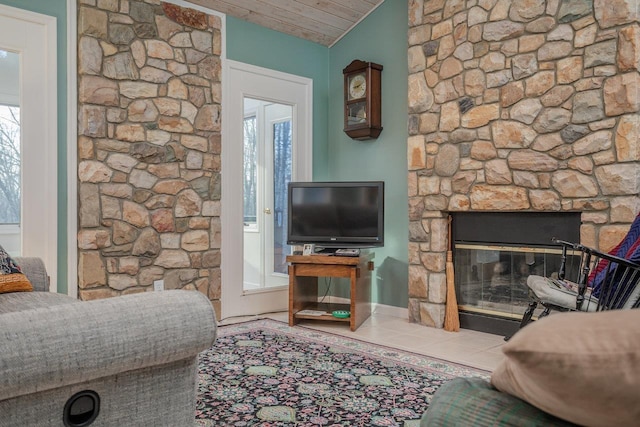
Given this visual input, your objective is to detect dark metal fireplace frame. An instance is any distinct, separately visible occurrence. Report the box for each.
[451,212,581,336]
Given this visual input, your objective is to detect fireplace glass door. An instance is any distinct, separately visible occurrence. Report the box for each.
[454,244,581,319]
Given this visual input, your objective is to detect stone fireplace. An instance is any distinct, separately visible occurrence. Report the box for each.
[407,0,639,329]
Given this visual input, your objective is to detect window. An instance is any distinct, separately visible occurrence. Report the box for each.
[0,104,20,224]
[0,49,21,255]
[243,114,258,228]
[272,119,292,274]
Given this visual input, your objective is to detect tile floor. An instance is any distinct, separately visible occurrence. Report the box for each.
[219,308,506,372]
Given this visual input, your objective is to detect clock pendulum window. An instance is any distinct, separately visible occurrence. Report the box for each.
[343,60,383,140]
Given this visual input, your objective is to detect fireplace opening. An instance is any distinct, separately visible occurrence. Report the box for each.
[451,212,582,335]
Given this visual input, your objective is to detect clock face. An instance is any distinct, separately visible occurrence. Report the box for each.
[348,73,367,100]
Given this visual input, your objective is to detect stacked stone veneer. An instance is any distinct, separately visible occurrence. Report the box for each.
[407,0,639,327]
[77,0,222,314]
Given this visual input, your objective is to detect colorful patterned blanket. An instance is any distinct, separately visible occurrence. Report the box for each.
[590,212,640,301]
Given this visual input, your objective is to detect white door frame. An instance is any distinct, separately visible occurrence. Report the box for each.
[221,59,312,319]
[0,4,57,291]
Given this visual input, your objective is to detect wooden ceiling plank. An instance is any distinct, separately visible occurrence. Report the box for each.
[295,0,363,22]
[190,0,363,23]
[326,0,386,47]
[187,0,252,19]
[186,0,384,46]
[188,0,335,45]
[213,0,345,38]
[247,15,335,45]
[273,0,355,30]
[327,0,377,14]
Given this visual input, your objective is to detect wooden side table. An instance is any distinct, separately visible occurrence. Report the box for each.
[287,252,374,331]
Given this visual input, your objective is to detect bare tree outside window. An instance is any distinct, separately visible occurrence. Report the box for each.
[243,115,257,225]
[273,119,291,229]
[0,105,20,224]
[272,119,292,274]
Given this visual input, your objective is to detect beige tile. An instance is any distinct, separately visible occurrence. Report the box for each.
[359,328,502,370]
[454,351,505,372]
[219,310,508,371]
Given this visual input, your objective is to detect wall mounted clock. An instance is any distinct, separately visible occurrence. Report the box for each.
[343,59,383,140]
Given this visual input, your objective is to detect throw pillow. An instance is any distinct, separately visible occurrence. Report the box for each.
[491,310,640,427]
[0,244,33,293]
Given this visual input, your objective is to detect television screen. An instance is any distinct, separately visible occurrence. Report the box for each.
[287,181,384,248]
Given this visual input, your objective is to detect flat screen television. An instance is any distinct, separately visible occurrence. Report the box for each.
[287,181,384,249]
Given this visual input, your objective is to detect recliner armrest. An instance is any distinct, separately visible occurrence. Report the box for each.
[0,290,216,401]
[14,257,49,292]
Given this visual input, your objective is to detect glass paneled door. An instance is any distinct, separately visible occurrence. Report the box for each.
[222,60,312,319]
[243,98,292,292]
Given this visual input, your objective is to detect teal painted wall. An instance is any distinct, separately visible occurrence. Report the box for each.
[226,16,330,179]
[0,0,68,293]
[328,1,409,307]
[227,2,409,308]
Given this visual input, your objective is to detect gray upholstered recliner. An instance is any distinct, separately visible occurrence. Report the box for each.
[0,258,217,427]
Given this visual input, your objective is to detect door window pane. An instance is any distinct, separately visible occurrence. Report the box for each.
[0,49,21,255]
[272,120,292,275]
[243,115,258,228]
[0,105,20,224]
[242,97,293,291]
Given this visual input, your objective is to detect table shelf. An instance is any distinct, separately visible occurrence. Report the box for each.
[293,302,352,322]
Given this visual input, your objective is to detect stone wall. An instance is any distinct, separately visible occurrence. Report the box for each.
[407,0,639,327]
[77,0,222,315]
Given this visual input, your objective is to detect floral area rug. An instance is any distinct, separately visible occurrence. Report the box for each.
[196,319,488,426]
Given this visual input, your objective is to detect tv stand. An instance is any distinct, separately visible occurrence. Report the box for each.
[287,252,374,331]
